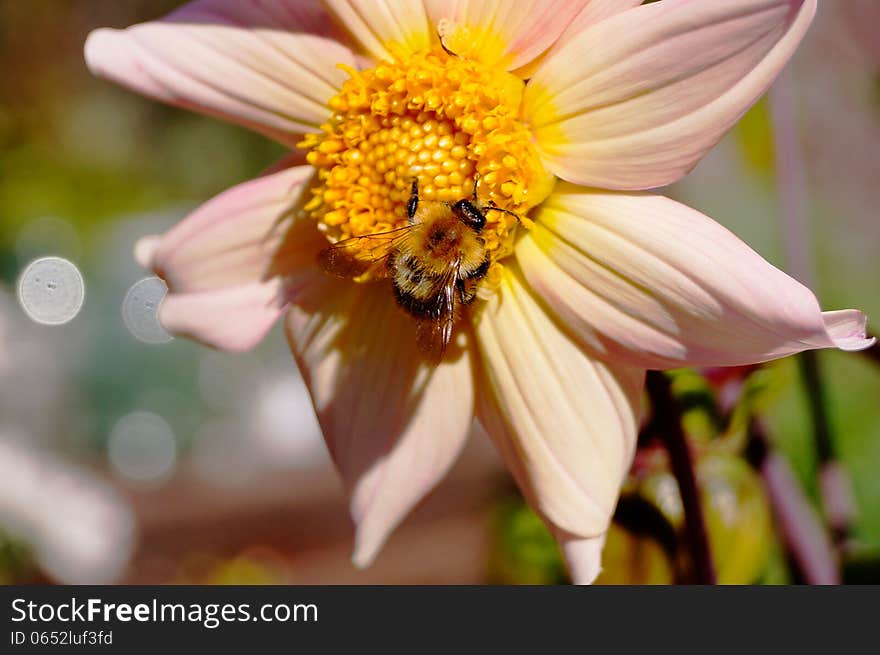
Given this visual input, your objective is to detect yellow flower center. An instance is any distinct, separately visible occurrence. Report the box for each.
[300,47,554,282]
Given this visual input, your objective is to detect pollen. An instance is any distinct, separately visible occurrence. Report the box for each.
[300,48,554,276]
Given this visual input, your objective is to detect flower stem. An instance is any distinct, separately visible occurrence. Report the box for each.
[770,72,855,541]
[797,351,833,463]
[646,371,716,584]
[797,352,854,537]
[747,420,840,583]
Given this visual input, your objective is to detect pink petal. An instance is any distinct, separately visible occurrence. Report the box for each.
[523,0,817,189]
[554,0,645,39]
[425,0,591,71]
[286,277,475,567]
[515,0,643,78]
[552,527,607,585]
[517,185,875,369]
[85,0,357,146]
[140,164,316,352]
[822,311,876,352]
[476,265,644,541]
[324,0,432,62]
[160,279,285,352]
[150,165,314,291]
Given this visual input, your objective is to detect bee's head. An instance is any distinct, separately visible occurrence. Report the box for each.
[459,174,525,233]
[452,199,487,233]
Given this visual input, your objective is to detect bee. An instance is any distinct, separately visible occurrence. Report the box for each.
[318,178,519,363]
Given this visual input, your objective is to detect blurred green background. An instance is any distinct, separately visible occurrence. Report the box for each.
[0,1,878,584]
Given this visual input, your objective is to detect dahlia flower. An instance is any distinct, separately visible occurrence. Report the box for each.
[85,0,873,583]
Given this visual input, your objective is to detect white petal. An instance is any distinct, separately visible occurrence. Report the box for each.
[140,164,316,352]
[159,279,284,352]
[523,0,817,189]
[514,0,643,78]
[517,186,875,369]
[425,0,590,71]
[324,0,432,62]
[151,166,314,293]
[552,527,608,585]
[475,265,644,538]
[286,277,474,566]
[85,0,356,145]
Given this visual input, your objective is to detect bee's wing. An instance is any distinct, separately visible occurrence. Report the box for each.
[414,264,459,365]
[318,225,416,279]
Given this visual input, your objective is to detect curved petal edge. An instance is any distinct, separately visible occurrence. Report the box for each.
[518,186,874,369]
[475,264,644,538]
[85,0,357,145]
[524,0,818,190]
[286,277,475,568]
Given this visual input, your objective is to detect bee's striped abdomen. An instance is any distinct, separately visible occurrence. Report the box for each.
[388,251,448,320]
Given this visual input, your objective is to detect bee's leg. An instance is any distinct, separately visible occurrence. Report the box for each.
[456,278,471,305]
[407,178,419,222]
[471,174,480,202]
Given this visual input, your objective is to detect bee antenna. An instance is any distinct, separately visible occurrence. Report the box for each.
[471,174,480,201]
[469,174,523,224]
[484,204,524,225]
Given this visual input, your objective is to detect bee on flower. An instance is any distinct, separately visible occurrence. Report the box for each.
[85,0,871,583]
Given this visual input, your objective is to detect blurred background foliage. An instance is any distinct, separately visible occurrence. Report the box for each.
[0,1,878,584]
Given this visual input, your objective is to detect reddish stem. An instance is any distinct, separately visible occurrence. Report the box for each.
[646,372,716,584]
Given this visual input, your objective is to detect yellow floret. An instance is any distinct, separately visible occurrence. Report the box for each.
[300,47,555,278]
